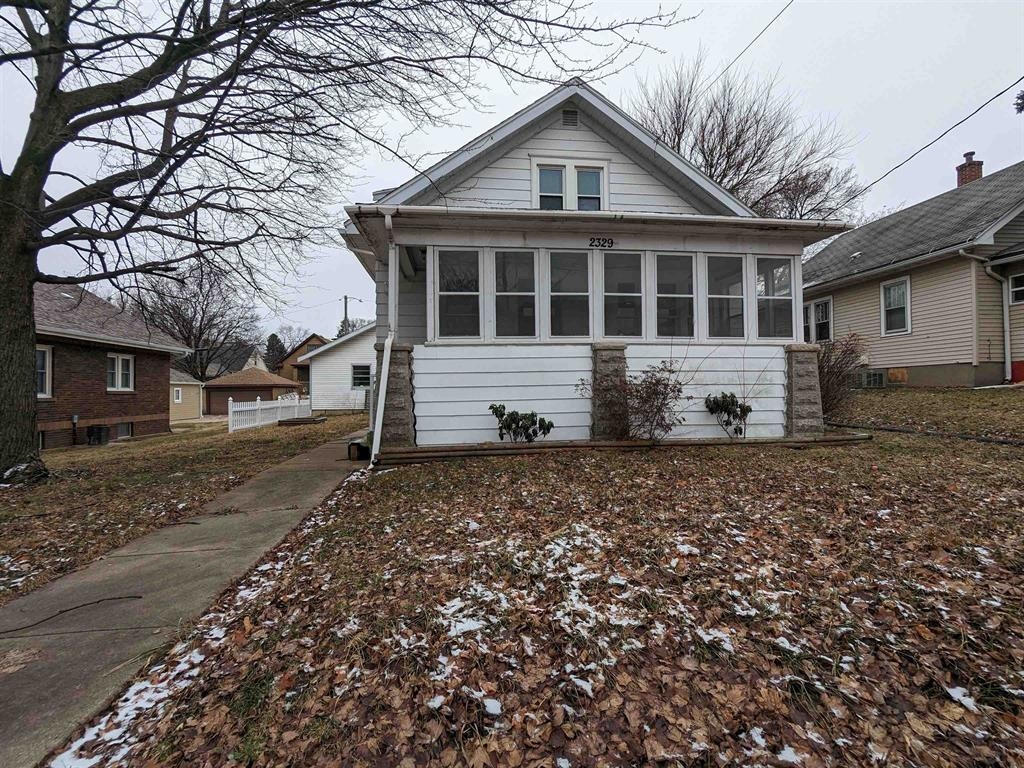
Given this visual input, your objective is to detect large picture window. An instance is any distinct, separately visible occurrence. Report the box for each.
[603,252,643,337]
[707,255,745,338]
[881,276,910,335]
[655,254,694,337]
[36,345,52,397]
[494,250,536,337]
[107,353,134,391]
[756,257,793,339]
[550,251,590,337]
[437,250,481,338]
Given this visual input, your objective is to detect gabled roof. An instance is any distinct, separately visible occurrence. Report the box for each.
[34,283,189,354]
[279,333,332,366]
[205,342,263,375]
[804,160,1024,288]
[297,322,375,363]
[375,79,755,218]
[203,368,299,388]
[170,368,202,385]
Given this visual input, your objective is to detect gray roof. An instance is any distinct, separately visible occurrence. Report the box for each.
[170,368,202,385]
[804,159,1024,287]
[34,284,188,353]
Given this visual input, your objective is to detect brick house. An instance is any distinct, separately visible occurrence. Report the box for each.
[34,284,190,448]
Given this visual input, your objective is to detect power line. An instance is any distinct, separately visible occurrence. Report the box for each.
[826,72,1024,217]
[696,0,794,99]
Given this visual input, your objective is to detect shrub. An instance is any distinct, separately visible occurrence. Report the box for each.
[817,333,866,418]
[576,360,694,442]
[704,392,753,438]
[488,404,554,443]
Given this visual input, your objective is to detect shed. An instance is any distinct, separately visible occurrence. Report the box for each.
[170,369,203,421]
[297,323,376,412]
[202,368,300,415]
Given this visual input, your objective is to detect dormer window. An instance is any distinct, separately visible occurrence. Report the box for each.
[532,158,608,211]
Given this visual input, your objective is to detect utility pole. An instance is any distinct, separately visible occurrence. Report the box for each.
[341,295,364,336]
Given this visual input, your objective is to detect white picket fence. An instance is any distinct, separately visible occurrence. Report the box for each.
[228,394,312,433]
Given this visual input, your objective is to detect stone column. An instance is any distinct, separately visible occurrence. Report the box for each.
[785,343,824,437]
[374,342,415,448]
[590,343,628,440]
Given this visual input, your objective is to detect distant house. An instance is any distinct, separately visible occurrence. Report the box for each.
[297,323,375,412]
[202,368,300,415]
[201,342,266,379]
[170,369,203,421]
[804,154,1024,387]
[274,333,331,394]
[34,284,190,448]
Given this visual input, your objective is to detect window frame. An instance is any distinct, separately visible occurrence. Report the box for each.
[802,296,833,343]
[173,386,183,404]
[493,249,539,339]
[601,250,645,338]
[115,422,133,439]
[879,275,911,336]
[106,352,135,392]
[706,254,747,340]
[351,364,372,389]
[35,344,52,399]
[433,248,484,340]
[653,252,696,339]
[547,250,593,340]
[1010,273,1024,305]
[754,256,796,341]
[530,157,609,211]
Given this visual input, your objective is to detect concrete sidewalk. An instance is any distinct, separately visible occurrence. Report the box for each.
[0,436,364,768]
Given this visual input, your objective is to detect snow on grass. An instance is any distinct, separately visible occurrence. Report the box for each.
[945,685,980,713]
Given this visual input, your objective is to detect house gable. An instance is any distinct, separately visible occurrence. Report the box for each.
[376,82,752,217]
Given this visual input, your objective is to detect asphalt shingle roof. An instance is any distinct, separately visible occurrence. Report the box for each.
[804,160,1024,287]
[34,284,186,351]
[170,368,202,385]
[203,368,299,388]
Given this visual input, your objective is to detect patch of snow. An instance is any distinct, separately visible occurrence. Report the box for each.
[748,727,767,747]
[426,695,445,710]
[483,698,502,716]
[777,745,802,764]
[945,686,979,713]
[773,636,804,654]
[676,543,701,556]
[696,627,734,653]
[556,759,570,768]
[571,677,594,697]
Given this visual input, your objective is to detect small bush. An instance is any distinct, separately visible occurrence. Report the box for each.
[704,392,752,438]
[577,360,694,442]
[818,333,867,417]
[488,404,554,443]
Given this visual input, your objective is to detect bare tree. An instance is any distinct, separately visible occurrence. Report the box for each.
[0,0,677,478]
[337,316,372,337]
[275,324,314,356]
[630,51,864,220]
[129,267,263,381]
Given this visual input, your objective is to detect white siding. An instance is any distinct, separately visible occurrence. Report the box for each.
[975,261,1005,363]
[375,259,427,345]
[994,209,1024,247]
[308,330,377,411]
[626,345,787,439]
[412,345,592,445]
[426,114,704,214]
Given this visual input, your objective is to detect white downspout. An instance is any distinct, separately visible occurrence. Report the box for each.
[370,214,398,464]
[983,263,1012,382]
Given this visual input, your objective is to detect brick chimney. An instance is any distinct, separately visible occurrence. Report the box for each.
[957,151,983,187]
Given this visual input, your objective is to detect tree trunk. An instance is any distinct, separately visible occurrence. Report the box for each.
[0,209,44,482]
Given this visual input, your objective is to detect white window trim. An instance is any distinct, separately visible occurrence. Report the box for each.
[880,276,912,336]
[706,253,748,340]
[1010,273,1024,305]
[802,296,833,343]
[351,364,372,389]
[601,250,645,339]
[36,344,52,398]
[544,249,594,340]
[173,386,183,403]
[652,252,696,340]
[493,250,540,340]
[754,255,797,341]
[530,157,610,211]
[431,248,484,340]
[107,353,135,392]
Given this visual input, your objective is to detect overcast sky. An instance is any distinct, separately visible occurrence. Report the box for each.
[5,1,1023,337]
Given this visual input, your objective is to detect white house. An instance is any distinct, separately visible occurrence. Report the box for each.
[297,323,376,412]
[342,80,847,457]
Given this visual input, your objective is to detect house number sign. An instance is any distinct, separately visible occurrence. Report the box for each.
[588,237,614,248]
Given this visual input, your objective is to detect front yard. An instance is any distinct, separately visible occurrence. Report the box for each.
[54,431,1024,767]
[0,414,365,605]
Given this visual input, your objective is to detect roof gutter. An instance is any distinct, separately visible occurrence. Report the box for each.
[35,325,191,355]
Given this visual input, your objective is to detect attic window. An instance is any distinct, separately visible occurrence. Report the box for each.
[561,109,579,128]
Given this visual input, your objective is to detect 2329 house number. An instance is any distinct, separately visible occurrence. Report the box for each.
[588,237,614,248]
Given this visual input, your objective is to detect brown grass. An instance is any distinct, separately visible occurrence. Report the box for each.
[0,414,365,605]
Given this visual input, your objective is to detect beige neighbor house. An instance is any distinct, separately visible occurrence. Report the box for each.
[803,153,1024,387]
[169,369,203,421]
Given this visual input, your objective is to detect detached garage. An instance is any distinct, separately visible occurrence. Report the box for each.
[203,368,300,415]
[297,322,375,412]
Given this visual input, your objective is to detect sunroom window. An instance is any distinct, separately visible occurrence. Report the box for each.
[538,167,564,210]
[656,254,694,337]
[550,251,590,336]
[707,255,744,338]
[494,250,536,337]
[756,257,793,339]
[603,252,643,337]
[437,250,480,337]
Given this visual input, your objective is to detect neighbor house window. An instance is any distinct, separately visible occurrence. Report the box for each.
[813,298,832,342]
[707,255,745,338]
[437,250,481,337]
[173,387,183,404]
[803,304,811,343]
[1011,274,1024,304]
[352,364,371,388]
[36,345,52,397]
[107,353,134,391]
[538,166,565,210]
[603,252,643,336]
[656,254,694,337]
[881,276,910,335]
[550,251,590,337]
[756,257,793,339]
[576,168,602,211]
[494,250,536,337]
